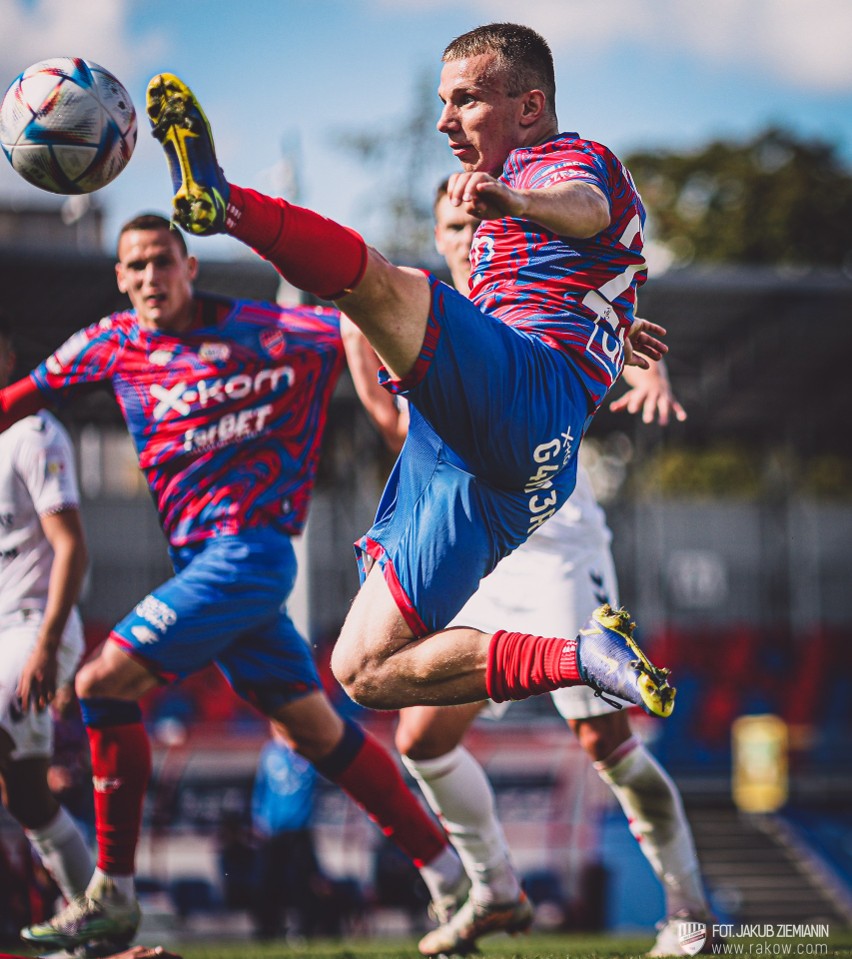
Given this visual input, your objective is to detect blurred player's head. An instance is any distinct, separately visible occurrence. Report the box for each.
[0,311,16,389]
[434,178,477,293]
[438,23,557,175]
[115,213,198,332]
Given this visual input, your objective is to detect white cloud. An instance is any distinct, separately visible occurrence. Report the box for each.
[375,0,852,93]
[0,0,165,91]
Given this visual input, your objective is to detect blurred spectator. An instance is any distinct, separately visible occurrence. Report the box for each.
[249,729,338,939]
[216,811,255,913]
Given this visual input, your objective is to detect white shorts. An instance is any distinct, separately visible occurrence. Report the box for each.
[450,504,632,722]
[0,608,85,759]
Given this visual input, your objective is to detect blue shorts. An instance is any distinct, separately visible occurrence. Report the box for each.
[111,529,320,714]
[356,275,593,636]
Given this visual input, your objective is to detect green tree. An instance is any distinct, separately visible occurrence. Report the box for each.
[627,127,852,268]
[336,69,449,264]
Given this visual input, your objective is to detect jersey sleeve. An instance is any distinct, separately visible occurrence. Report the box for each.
[15,416,81,517]
[30,319,123,403]
[0,376,45,432]
[523,148,610,203]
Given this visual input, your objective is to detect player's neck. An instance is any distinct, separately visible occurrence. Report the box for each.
[139,297,204,335]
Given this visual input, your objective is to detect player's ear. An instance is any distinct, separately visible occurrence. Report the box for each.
[434,224,446,257]
[115,262,128,293]
[519,89,546,127]
[186,255,199,281]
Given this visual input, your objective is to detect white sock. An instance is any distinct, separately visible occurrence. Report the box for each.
[595,736,709,918]
[418,842,466,904]
[26,806,93,902]
[88,866,135,901]
[403,746,520,905]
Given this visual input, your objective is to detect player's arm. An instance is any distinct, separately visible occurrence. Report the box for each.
[341,314,408,454]
[0,376,44,433]
[446,172,610,238]
[611,357,687,425]
[18,506,88,712]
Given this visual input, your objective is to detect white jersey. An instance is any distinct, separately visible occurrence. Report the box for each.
[0,412,81,618]
[451,464,630,720]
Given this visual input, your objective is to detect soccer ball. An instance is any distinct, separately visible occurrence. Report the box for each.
[0,57,137,195]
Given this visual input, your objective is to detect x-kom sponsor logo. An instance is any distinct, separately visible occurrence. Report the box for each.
[150,365,295,420]
[149,365,296,453]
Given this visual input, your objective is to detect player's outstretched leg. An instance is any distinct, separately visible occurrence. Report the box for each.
[146,73,229,235]
[578,604,676,718]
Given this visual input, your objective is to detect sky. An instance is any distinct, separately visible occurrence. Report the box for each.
[0,0,851,260]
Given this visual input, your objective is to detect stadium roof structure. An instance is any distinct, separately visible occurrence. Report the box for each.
[2,247,851,457]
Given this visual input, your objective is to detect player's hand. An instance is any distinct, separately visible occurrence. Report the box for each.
[17,642,59,712]
[446,171,521,220]
[623,317,667,369]
[610,363,687,425]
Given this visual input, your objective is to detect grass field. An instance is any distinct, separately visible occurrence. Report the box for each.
[142,931,852,959]
[4,930,852,959]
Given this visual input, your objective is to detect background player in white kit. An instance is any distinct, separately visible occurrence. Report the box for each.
[344,182,711,957]
[0,313,93,912]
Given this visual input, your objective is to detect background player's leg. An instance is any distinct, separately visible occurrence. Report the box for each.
[22,641,158,951]
[582,716,711,932]
[396,704,521,906]
[0,626,93,909]
[268,690,466,910]
[0,747,92,904]
[397,705,534,957]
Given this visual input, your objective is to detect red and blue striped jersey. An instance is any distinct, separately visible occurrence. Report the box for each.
[30,295,343,547]
[469,133,647,407]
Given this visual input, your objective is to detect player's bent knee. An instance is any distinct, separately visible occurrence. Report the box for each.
[330,643,376,703]
[330,643,401,709]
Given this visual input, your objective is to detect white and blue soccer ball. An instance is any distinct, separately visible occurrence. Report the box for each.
[0,57,137,195]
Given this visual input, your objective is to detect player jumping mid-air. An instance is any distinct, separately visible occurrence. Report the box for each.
[144,23,677,725]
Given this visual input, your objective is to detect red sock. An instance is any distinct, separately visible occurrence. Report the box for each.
[325,729,447,868]
[225,184,368,300]
[87,723,152,875]
[486,630,582,703]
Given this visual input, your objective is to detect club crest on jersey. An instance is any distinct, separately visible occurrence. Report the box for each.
[260,329,288,359]
[199,342,231,363]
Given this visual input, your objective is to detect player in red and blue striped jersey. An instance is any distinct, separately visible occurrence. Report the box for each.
[32,295,340,550]
[146,25,675,729]
[469,134,647,409]
[0,215,466,953]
